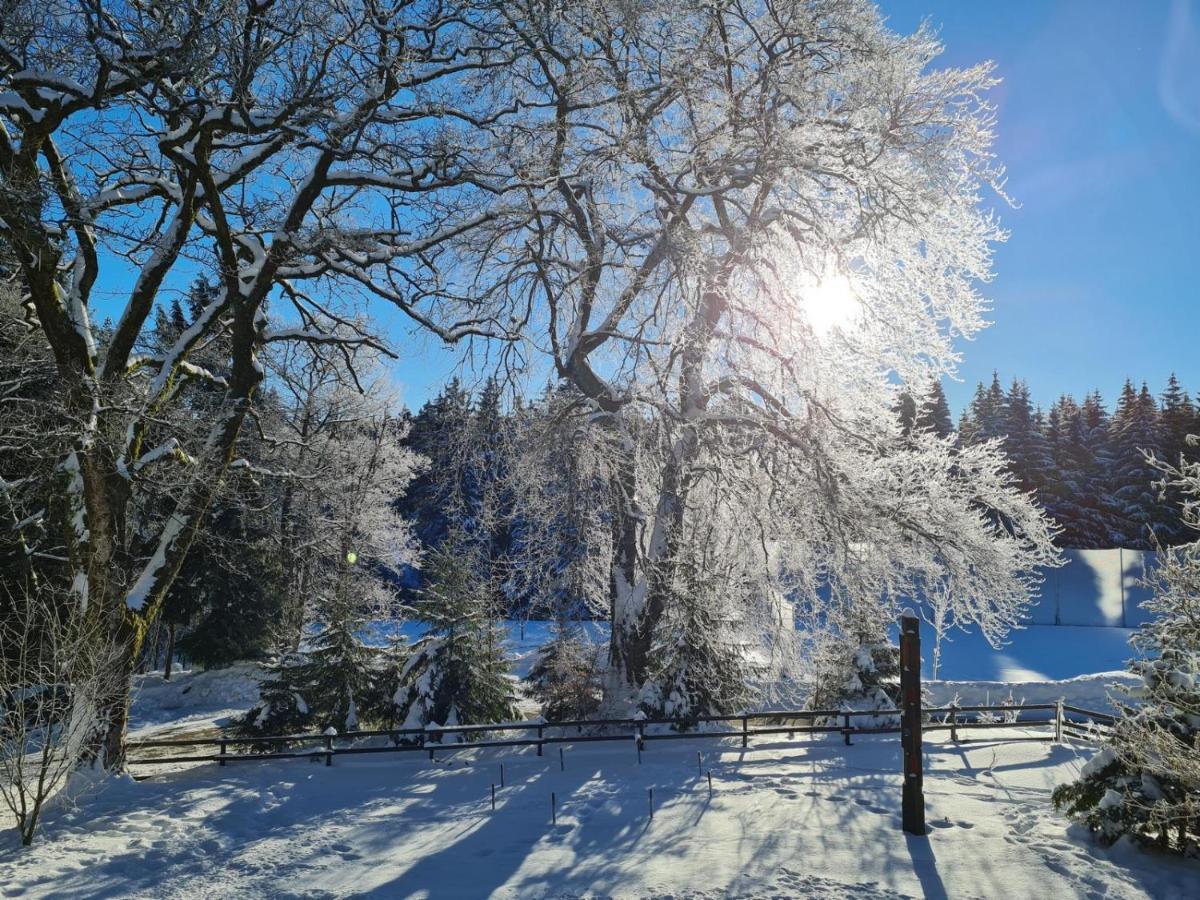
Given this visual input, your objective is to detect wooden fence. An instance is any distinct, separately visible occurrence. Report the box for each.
[126,701,1116,769]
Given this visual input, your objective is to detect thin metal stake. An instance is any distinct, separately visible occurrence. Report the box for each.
[560,747,565,772]
[697,751,702,776]
[491,784,496,811]
[551,791,557,825]
[707,771,713,796]
[648,787,653,819]
[500,763,505,788]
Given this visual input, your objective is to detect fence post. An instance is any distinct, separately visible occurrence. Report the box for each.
[324,734,334,767]
[218,738,227,767]
[949,704,959,744]
[537,723,544,757]
[843,712,852,746]
[1055,698,1064,744]
[741,715,748,749]
[899,614,926,836]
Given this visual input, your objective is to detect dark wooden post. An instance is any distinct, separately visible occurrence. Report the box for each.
[899,614,925,835]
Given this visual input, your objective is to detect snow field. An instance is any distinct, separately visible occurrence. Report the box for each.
[2,731,1196,899]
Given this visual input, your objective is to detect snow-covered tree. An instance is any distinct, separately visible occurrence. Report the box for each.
[1053,445,1200,854]
[0,0,527,767]
[391,532,516,736]
[242,362,420,735]
[804,601,901,723]
[467,0,1060,709]
[524,618,602,723]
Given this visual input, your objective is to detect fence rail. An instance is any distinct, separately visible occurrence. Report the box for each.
[126,700,1116,768]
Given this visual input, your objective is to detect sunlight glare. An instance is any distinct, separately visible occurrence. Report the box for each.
[801,274,861,335]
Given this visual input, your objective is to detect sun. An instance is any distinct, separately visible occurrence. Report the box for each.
[801,274,861,335]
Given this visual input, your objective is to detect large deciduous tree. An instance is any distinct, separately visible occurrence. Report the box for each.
[477,0,1060,709]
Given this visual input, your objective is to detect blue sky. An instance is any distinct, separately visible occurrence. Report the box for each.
[880,0,1200,415]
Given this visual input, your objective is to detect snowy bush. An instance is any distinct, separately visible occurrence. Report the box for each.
[0,585,125,846]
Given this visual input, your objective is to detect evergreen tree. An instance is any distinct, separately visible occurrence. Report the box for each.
[300,596,383,732]
[525,618,602,722]
[1109,381,1167,548]
[391,533,517,736]
[894,390,918,436]
[1158,375,1197,544]
[1053,452,1200,853]
[1004,379,1054,496]
[639,560,756,723]
[966,372,1008,443]
[806,605,901,725]
[915,380,954,438]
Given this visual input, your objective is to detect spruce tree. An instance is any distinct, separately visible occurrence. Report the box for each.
[1109,381,1166,548]
[1053,451,1200,853]
[915,380,954,438]
[806,605,901,724]
[525,617,602,722]
[1159,375,1197,544]
[639,562,755,724]
[392,533,517,736]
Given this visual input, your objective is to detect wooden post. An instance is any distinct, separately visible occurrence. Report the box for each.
[559,747,565,772]
[325,733,334,767]
[648,787,653,819]
[551,791,557,825]
[1055,699,1064,744]
[491,783,496,811]
[741,715,748,748]
[899,614,925,836]
[537,724,544,757]
[218,738,227,767]
[843,712,852,746]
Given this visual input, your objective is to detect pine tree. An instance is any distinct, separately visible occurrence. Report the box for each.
[1109,381,1167,548]
[391,533,517,736]
[806,606,901,725]
[525,618,602,722]
[1004,379,1054,496]
[1053,451,1200,854]
[915,380,954,438]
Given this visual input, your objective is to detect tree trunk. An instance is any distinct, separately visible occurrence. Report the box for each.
[163,623,176,680]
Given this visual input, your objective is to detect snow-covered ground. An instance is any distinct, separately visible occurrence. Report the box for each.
[5,621,1182,898]
[3,730,1196,899]
[129,663,266,739]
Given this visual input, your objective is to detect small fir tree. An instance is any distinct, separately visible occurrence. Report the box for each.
[392,533,517,737]
[807,605,902,726]
[525,618,602,722]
